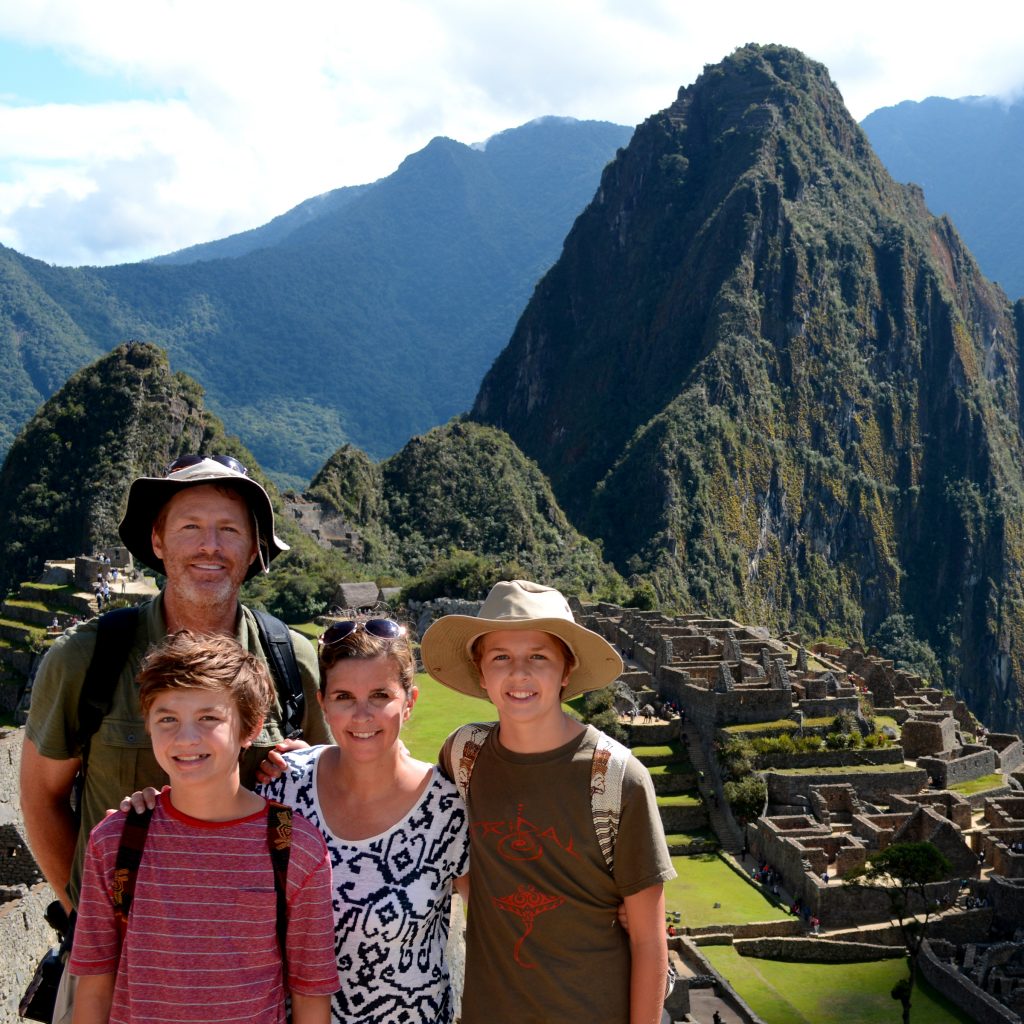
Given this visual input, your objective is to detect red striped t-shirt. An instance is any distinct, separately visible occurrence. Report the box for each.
[70,794,339,1023]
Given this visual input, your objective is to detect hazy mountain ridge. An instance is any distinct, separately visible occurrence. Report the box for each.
[0,118,633,488]
[472,44,1024,731]
[862,95,1024,301]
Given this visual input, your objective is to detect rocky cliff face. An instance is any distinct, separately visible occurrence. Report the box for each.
[472,45,1024,731]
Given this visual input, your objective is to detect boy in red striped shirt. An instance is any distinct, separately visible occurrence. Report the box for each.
[69,632,338,1024]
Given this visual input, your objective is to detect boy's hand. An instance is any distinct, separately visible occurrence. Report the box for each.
[617,902,629,931]
[118,787,160,814]
[256,737,309,784]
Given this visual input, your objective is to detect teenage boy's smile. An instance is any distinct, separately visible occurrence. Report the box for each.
[475,630,572,720]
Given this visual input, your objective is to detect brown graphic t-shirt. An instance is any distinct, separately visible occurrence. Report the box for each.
[440,724,675,1023]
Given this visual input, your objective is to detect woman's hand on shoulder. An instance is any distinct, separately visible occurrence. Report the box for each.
[115,786,161,814]
[256,737,310,784]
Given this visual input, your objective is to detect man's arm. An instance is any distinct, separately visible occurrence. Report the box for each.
[290,993,331,1024]
[20,736,80,913]
[71,973,115,1024]
[623,882,668,1024]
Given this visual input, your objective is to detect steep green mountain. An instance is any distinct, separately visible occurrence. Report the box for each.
[0,341,334,600]
[472,45,1024,732]
[308,419,624,597]
[862,96,1024,301]
[0,118,632,488]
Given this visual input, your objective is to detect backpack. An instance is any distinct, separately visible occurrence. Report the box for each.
[74,606,305,774]
[448,722,631,872]
[111,800,294,968]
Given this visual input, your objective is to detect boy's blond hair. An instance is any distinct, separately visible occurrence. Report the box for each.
[138,630,273,739]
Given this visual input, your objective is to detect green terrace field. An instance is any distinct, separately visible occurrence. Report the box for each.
[950,773,1005,796]
[769,764,922,776]
[703,945,973,1024]
[403,673,492,761]
[722,717,837,735]
[664,853,783,927]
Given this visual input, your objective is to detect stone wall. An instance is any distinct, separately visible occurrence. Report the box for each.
[734,936,904,961]
[753,747,905,771]
[902,717,956,757]
[918,748,998,788]
[0,729,59,1022]
[918,941,1022,1024]
[669,680,794,727]
[986,734,1024,773]
[765,766,929,808]
[989,875,1024,931]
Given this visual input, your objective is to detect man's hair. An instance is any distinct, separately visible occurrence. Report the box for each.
[138,630,273,739]
[319,626,415,696]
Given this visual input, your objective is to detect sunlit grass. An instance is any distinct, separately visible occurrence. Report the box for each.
[702,945,973,1024]
[663,853,783,927]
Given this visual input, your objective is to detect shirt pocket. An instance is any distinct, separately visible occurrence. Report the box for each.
[92,717,158,793]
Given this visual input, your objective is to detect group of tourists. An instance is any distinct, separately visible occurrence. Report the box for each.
[21,455,675,1024]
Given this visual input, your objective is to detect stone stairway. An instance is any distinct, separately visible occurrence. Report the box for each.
[682,720,744,855]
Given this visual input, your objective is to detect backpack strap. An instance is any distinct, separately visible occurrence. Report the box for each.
[450,722,630,875]
[448,722,495,803]
[75,607,141,767]
[266,800,293,977]
[109,802,293,967]
[590,732,631,873]
[111,806,153,939]
[251,610,305,739]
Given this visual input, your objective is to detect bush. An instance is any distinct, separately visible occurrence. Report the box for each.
[724,775,767,822]
[719,738,755,779]
[579,684,627,741]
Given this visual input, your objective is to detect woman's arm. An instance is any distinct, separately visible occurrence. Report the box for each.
[623,882,668,1024]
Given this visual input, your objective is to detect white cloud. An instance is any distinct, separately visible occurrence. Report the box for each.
[1,0,1023,265]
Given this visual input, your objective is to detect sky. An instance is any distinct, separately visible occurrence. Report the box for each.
[2,1,1023,268]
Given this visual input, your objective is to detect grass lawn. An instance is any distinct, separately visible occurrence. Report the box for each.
[949,772,1005,795]
[664,853,783,927]
[723,717,836,735]
[771,764,922,776]
[632,742,687,760]
[647,762,694,778]
[703,945,973,1024]
[657,793,702,807]
[403,673,491,762]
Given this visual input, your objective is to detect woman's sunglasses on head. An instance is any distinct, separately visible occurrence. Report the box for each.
[320,619,407,647]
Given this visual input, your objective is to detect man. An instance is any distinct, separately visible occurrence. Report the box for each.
[21,454,329,917]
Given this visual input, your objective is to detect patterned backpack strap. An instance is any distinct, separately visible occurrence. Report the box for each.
[266,800,293,974]
[590,731,631,873]
[449,722,495,803]
[112,806,154,939]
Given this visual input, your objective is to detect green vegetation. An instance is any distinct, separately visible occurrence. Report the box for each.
[949,773,1005,795]
[846,842,956,1023]
[663,853,782,926]
[656,793,702,808]
[401,673,488,763]
[703,945,973,1024]
[772,764,922,776]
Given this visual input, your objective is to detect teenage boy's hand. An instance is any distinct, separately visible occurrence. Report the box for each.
[256,737,310,784]
[117,787,161,814]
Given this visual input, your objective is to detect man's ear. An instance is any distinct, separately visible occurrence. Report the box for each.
[151,524,164,560]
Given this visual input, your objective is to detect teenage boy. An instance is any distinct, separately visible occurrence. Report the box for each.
[69,632,339,1024]
[421,580,675,1024]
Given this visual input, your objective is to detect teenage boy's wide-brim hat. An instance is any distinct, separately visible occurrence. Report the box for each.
[420,579,622,701]
[118,457,288,582]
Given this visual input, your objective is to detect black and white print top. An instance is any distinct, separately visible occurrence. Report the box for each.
[258,746,470,1024]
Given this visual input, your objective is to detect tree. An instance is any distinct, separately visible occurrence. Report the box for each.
[845,842,954,1024]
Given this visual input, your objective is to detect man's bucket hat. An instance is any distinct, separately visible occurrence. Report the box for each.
[118,456,288,581]
[420,579,622,701]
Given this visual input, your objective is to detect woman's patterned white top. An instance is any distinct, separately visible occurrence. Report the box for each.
[258,746,470,1024]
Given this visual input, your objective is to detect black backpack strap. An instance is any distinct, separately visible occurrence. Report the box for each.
[251,610,305,739]
[266,800,293,977]
[112,806,153,940]
[75,607,142,766]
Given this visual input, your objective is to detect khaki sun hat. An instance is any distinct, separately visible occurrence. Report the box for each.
[118,455,288,582]
[420,579,622,700]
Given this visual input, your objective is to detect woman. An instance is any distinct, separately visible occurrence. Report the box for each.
[258,618,470,1024]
